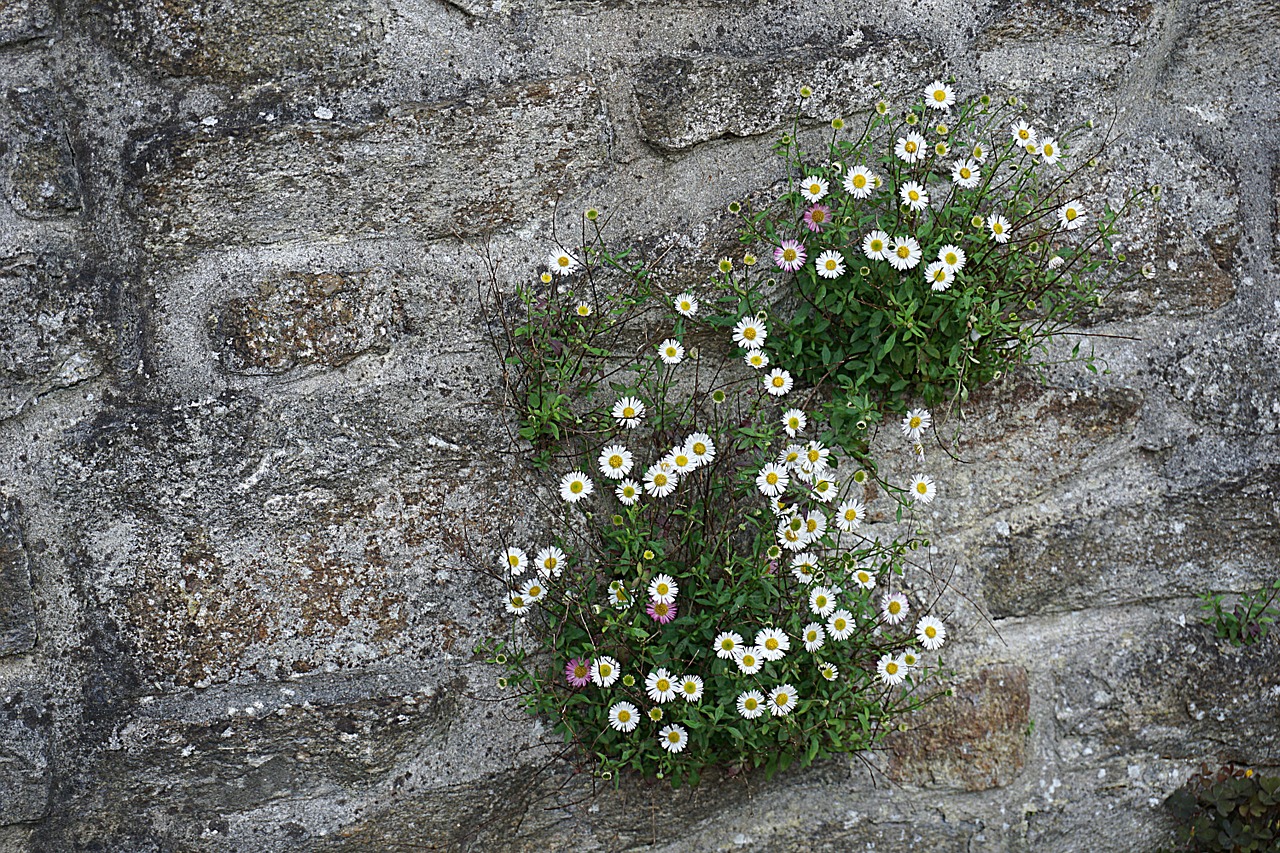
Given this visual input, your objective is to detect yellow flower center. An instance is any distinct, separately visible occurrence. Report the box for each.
[744,327,757,340]
[775,693,789,706]
[745,698,757,710]
[649,709,662,720]
[853,174,867,188]
[680,300,691,311]
[512,596,524,607]
[916,482,928,494]
[960,168,971,180]
[870,239,883,252]
[905,141,917,153]
[622,487,635,498]
[807,631,817,641]
[656,583,668,596]
[1066,208,1078,220]
[675,455,689,467]
[834,618,846,631]
[765,638,779,651]
[809,183,821,195]
[909,190,920,201]
[897,245,911,259]
[974,146,984,158]
[544,557,557,568]
[654,474,668,487]
[811,209,826,222]
[993,223,1004,234]
[925,626,937,638]
[617,709,630,722]
[577,306,589,316]
[656,678,670,692]
[507,554,520,566]
[933,269,947,282]
[557,256,570,267]
[857,571,869,583]
[692,442,706,455]
[816,595,827,609]
[783,248,797,262]
[806,519,818,533]
[742,655,755,666]
[575,664,589,678]
[599,663,611,676]
[570,481,584,494]
[684,683,696,694]
[720,639,734,651]
[886,662,899,675]
[766,472,778,485]
[654,603,669,616]
[944,253,958,265]
[889,601,901,614]
[667,731,680,743]
[608,454,623,469]
[622,406,635,418]
[1018,129,1029,140]
[529,585,541,597]
[1044,144,1055,156]
[773,376,785,387]
[845,509,857,521]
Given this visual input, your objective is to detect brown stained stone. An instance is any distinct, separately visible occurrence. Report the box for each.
[0,500,36,657]
[89,0,387,81]
[887,663,1031,792]
[135,76,608,249]
[214,270,405,375]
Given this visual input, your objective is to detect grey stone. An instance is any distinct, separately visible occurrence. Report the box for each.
[0,0,52,47]
[0,499,35,656]
[132,75,609,250]
[0,683,50,826]
[4,86,82,219]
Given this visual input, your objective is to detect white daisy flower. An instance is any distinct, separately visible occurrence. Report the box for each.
[777,522,805,552]
[802,622,826,652]
[658,723,688,753]
[924,261,953,292]
[895,132,927,164]
[970,142,988,163]
[574,301,592,318]
[799,175,829,202]
[608,580,631,609]
[801,510,827,541]
[713,631,743,659]
[863,229,891,261]
[835,499,866,532]
[657,338,685,365]
[843,165,876,198]
[598,444,634,480]
[673,292,699,317]
[815,249,846,279]
[612,396,645,429]
[916,615,947,650]
[887,236,923,271]
[764,368,793,397]
[1010,121,1037,147]
[648,573,678,604]
[755,627,790,661]
[535,546,565,578]
[1048,255,1066,270]
[791,552,819,583]
[802,441,829,471]
[685,433,716,466]
[559,471,593,503]
[819,663,839,682]
[902,408,931,440]
[1058,201,1084,231]
[852,565,876,589]
[732,316,768,348]
[615,479,641,506]
[877,654,907,686]
[501,547,528,576]
[827,609,854,640]
[899,181,929,211]
[882,591,910,625]
[666,446,696,475]
[608,701,639,732]
[744,348,770,369]
[909,473,936,503]
[902,650,921,668]
[737,689,766,719]
[1039,136,1061,164]
[592,656,621,687]
[643,463,678,499]
[768,684,798,716]
[519,577,547,603]
[811,478,838,503]
[505,591,531,616]
[924,80,954,109]
[755,463,789,497]
[734,646,763,675]
[778,444,804,470]
[782,408,807,437]
[809,585,837,618]
[548,250,580,276]
[679,675,704,702]
[937,245,966,273]
[645,668,677,703]
[988,214,1011,243]
[951,158,980,189]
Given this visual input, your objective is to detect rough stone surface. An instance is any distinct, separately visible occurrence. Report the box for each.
[0,0,1278,850]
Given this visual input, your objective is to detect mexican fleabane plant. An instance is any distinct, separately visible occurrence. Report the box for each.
[735,78,1152,429]
[478,220,952,787]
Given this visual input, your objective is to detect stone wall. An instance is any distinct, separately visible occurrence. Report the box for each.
[1,0,1277,850]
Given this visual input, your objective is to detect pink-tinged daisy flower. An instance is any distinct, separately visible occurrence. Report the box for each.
[647,598,678,624]
[803,204,831,232]
[798,175,829,202]
[774,240,807,272]
[565,657,592,688]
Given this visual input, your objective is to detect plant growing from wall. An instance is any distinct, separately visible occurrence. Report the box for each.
[1163,764,1280,852]
[1199,579,1280,647]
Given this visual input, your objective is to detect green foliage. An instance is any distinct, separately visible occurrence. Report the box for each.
[731,86,1152,427]
[1199,580,1280,646]
[1163,765,1280,852]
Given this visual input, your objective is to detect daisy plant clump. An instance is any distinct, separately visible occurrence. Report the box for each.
[478,234,954,787]
[733,78,1156,434]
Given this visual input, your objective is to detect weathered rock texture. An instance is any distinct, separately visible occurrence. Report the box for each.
[0,0,1277,850]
